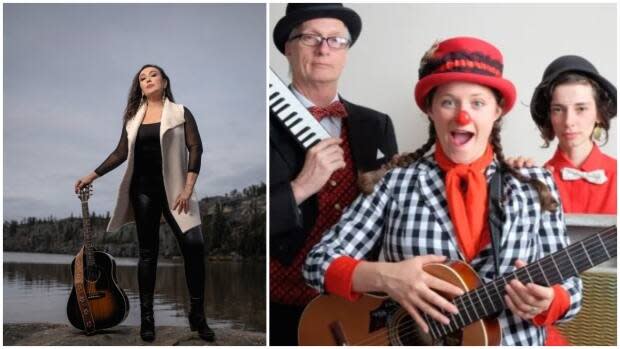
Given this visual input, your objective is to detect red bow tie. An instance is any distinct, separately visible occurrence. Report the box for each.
[307,101,348,121]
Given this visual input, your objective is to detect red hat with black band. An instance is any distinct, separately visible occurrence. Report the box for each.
[414,37,516,115]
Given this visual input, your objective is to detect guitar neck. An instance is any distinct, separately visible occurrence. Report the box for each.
[430,225,616,339]
[80,201,95,268]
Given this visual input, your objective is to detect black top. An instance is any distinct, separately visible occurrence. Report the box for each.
[133,122,163,181]
[94,107,203,177]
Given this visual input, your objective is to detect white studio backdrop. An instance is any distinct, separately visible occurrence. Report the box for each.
[269,3,617,164]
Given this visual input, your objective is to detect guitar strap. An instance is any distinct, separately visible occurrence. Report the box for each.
[74,246,96,335]
[488,169,503,277]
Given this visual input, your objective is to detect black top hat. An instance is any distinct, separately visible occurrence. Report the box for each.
[531,55,617,127]
[273,3,362,54]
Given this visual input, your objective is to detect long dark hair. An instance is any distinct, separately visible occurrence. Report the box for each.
[358,89,558,212]
[123,64,175,122]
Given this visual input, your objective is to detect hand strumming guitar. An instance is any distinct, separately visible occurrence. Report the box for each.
[352,255,465,334]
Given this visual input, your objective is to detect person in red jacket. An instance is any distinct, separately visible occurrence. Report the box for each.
[530,55,617,214]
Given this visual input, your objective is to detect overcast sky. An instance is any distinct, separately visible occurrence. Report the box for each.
[3,4,266,221]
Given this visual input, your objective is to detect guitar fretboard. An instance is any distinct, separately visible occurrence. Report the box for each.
[427,226,616,340]
[269,68,330,149]
[80,200,95,277]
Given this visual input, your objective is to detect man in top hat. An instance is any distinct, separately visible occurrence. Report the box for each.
[270,3,398,345]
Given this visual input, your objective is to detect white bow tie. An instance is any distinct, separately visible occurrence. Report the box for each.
[561,167,608,184]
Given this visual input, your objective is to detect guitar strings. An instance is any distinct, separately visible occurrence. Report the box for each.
[437,230,617,329]
[421,231,616,337]
[350,244,608,346]
[338,230,615,346]
[351,232,616,345]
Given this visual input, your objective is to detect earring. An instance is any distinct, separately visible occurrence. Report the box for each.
[162,86,166,103]
[592,123,603,141]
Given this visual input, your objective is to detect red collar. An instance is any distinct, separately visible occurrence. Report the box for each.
[548,143,606,172]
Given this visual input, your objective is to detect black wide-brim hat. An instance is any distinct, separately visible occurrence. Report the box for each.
[273,3,362,54]
[530,55,617,127]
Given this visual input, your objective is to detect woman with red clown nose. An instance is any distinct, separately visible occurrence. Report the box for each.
[303,37,581,346]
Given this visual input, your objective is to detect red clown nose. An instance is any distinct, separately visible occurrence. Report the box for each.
[456,110,472,126]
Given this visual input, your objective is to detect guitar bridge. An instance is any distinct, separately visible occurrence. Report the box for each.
[369,299,399,332]
[87,291,106,300]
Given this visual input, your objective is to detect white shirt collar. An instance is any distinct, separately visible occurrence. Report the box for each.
[290,85,339,108]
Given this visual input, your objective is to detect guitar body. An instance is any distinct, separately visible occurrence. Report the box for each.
[66,249,130,331]
[298,260,501,346]
[300,226,617,345]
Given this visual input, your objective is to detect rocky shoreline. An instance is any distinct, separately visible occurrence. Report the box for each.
[4,185,266,260]
[3,323,265,346]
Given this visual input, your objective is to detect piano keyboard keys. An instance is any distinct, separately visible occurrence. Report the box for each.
[269,68,330,150]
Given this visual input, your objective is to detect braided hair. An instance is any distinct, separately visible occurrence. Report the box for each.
[358,91,558,212]
[489,120,558,211]
[357,124,435,193]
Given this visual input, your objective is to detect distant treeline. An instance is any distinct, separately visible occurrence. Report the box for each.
[3,183,266,259]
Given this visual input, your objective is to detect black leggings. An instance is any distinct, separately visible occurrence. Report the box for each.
[130,178,205,301]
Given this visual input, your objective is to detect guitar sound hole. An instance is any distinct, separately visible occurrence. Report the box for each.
[86,267,102,282]
[388,308,462,346]
[388,308,435,345]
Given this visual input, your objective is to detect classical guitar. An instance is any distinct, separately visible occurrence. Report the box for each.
[66,185,129,334]
[298,225,616,345]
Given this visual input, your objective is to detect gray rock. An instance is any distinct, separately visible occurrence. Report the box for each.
[3,323,265,346]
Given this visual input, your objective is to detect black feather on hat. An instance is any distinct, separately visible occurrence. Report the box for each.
[273,3,362,54]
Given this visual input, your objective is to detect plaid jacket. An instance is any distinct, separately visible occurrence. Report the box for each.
[304,156,582,346]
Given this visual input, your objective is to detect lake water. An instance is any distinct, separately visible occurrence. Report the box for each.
[3,252,265,332]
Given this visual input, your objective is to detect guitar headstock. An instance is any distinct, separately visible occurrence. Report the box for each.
[77,184,93,202]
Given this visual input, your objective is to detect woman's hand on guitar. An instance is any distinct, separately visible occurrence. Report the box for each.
[504,259,554,320]
[379,255,464,333]
[75,172,98,194]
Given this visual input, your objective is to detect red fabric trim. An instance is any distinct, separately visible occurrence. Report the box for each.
[325,256,363,301]
[436,59,501,77]
[545,325,570,346]
[533,284,571,326]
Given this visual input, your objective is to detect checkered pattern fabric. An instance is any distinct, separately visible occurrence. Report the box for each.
[270,123,360,306]
[303,156,582,346]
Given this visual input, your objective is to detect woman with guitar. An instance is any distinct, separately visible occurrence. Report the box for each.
[74,64,214,342]
[303,37,583,346]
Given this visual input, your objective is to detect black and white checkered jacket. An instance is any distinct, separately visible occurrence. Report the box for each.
[304,156,582,346]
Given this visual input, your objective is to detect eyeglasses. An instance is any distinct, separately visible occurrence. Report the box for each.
[289,33,351,50]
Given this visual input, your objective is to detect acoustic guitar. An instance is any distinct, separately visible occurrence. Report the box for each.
[298,225,616,345]
[66,185,129,334]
